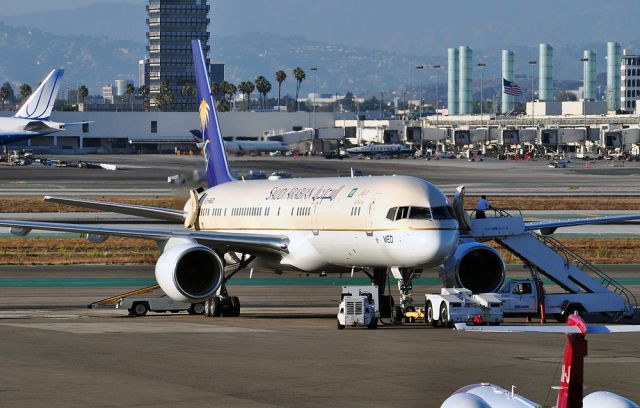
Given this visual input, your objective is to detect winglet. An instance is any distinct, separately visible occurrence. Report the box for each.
[191,39,233,187]
[15,69,64,121]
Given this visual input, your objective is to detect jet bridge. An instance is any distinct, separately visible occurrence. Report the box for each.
[454,187,636,319]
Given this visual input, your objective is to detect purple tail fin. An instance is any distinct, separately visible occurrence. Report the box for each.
[191,39,234,187]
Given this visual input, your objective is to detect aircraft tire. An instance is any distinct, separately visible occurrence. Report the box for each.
[211,297,222,317]
[230,296,241,317]
[392,305,403,323]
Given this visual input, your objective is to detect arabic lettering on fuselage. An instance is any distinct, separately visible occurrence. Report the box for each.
[266,185,346,203]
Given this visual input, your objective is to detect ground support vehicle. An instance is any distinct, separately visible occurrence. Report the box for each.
[117,296,204,317]
[424,288,503,327]
[337,285,378,329]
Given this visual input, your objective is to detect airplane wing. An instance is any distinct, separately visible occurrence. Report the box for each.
[455,323,582,333]
[525,214,640,235]
[455,323,640,334]
[44,196,185,222]
[0,220,289,257]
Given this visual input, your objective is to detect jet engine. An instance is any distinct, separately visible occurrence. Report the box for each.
[441,242,505,293]
[155,243,224,303]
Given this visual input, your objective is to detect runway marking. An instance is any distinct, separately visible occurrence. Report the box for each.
[1,322,273,334]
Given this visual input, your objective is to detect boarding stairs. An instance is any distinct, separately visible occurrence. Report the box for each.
[466,209,636,318]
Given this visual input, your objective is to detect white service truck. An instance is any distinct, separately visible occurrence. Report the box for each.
[117,296,204,317]
[425,288,503,327]
[427,279,631,326]
[337,285,378,329]
[496,278,623,322]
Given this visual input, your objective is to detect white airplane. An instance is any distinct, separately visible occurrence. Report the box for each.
[444,315,640,408]
[0,40,639,318]
[190,129,289,155]
[0,69,71,146]
[345,143,416,157]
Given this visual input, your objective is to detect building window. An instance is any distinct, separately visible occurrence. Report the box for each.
[151,121,158,133]
[82,123,89,133]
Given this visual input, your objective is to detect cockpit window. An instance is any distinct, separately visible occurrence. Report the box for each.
[386,205,454,221]
[386,206,409,221]
[431,205,455,220]
[408,207,432,219]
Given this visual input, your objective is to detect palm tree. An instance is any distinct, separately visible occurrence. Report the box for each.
[182,82,196,111]
[238,81,255,111]
[275,70,286,111]
[19,84,32,102]
[0,86,8,111]
[78,85,89,108]
[211,81,220,99]
[293,67,306,112]
[220,81,236,111]
[255,76,272,109]
[156,81,174,112]
[125,83,135,111]
[138,85,150,112]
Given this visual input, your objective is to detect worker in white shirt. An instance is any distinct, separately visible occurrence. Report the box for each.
[476,195,491,219]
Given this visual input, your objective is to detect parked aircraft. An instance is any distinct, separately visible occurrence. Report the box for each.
[345,143,416,157]
[443,315,640,408]
[0,69,74,146]
[1,41,639,319]
[190,129,289,155]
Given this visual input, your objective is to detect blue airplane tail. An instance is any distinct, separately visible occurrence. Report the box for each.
[15,69,64,121]
[191,40,234,188]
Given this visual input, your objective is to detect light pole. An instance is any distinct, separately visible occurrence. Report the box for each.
[477,62,486,125]
[416,64,424,116]
[432,64,442,126]
[310,66,317,136]
[581,57,589,140]
[380,91,384,119]
[528,60,537,127]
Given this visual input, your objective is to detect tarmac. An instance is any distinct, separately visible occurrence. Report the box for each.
[0,265,639,407]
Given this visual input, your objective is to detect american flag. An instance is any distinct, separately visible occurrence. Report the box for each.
[503,78,522,96]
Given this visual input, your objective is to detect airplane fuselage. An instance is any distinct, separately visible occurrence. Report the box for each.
[188,175,459,271]
[0,117,63,146]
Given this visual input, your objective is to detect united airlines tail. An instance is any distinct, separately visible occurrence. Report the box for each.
[14,69,64,121]
[191,40,234,188]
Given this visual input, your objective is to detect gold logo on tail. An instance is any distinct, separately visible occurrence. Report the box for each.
[199,99,210,132]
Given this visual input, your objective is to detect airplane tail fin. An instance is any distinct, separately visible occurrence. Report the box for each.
[14,69,64,120]
[191,40,233,187]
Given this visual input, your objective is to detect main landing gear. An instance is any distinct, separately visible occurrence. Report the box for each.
[203,253,254,318]
[372,267,394,319]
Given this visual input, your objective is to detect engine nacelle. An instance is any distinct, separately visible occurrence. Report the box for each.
[441,242,505,293]
[155,243,224,302]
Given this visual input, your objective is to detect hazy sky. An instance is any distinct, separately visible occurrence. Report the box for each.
[2,0,640,54]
